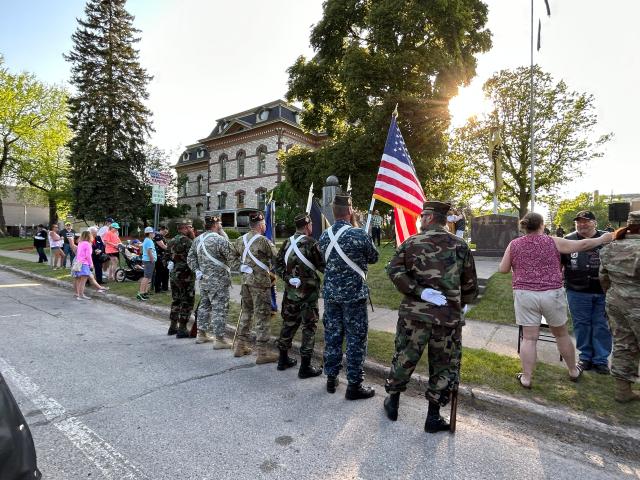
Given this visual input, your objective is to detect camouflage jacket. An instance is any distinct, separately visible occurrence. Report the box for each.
[187,231,239,288]
[167,234,194,283]
[275,233,325,303]
[318,220,379,303]
[386,224,478,327]
[233,231,278,289]
[599,234,640,300]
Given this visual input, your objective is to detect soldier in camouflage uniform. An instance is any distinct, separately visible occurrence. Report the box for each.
[599,210,640,403]
[275,212,325,378]
[167,219,196,338]
[187,215,238,349]
[318,193,379,400]
[384,201,478,433]
[233,212,279,364]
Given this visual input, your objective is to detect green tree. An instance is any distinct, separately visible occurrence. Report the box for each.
[283,0,492,207]
[554,192,613,232]
[65,0,153,223]
[0,56,70,234]
[451,66,612,217]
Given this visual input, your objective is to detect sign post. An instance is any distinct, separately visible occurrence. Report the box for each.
[149,170,170,232]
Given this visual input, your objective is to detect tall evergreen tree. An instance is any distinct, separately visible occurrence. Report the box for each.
[65,0,153,222]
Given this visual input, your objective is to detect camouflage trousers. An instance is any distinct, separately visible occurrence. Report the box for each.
[198,284,230,337]
[170,279,195,325]
[607,298,640,383]
[277,295,319,356]
[238,284,272,345]
[385,316,462,407]
[323,299,368,385]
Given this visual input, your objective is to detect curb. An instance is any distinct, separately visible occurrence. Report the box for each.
[1,263,639,454]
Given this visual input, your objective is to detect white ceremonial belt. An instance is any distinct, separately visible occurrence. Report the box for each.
[325,225,366,281]
[285,235,316,272]
[197,233,230,273]
[242,233,269,272]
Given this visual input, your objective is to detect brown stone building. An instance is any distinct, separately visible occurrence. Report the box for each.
[174,100,323,228]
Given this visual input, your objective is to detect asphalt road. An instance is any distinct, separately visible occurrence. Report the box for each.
[1,269,638,480]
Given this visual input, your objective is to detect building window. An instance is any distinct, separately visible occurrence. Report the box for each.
[257,145,267,175]
[237,150,245,178]
[256,108,269,122]
[196,175,203,195]
[196,203,203,217]
[182,180,189,196]
[256,188,266,211]
[219,154,227,181]
[236,191,245,208]
[197,149,205,159]
[183,152,189,161]
[218,192,227,210]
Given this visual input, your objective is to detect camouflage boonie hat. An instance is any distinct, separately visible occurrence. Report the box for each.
[421,201,451,216]
[177,218,193,227]
[332,193,352,207]
[294,212,311,228]
[204,215,221,226]
[249,212,265,223]
[627,210,640,225]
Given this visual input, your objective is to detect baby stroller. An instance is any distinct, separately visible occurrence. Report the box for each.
[114,244,145,282]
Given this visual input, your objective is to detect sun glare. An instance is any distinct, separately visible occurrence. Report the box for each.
[448,82,493,128]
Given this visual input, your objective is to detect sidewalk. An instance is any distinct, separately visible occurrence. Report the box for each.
[0,248,565,366]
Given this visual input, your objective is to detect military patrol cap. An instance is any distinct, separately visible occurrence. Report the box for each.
[176,218,193,227]
[204,215,221,227]
[249,212,264,223]
[294,212,311,228]
[421,201,451,216]
[627,210,640,225]
[332,193,352,207]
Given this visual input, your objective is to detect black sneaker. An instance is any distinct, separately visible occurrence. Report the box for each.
[593,364,610,375]
[578,360,593,371]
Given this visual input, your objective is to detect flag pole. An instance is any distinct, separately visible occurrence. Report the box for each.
[305,182,313,214]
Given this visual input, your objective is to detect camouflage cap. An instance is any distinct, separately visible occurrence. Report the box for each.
[332,193,352,207]
[204,215,221,226]
[421,201,451,216]
[176,218,193,227]
[294,212,311,228]
[627,210,640,225]
[249,212,265,223]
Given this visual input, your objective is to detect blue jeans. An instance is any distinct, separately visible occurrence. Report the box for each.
[63,243,75,268]
[566,290,612,366]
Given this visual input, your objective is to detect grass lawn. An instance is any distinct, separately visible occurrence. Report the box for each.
[0,237,35,251]
[466,272,516,325]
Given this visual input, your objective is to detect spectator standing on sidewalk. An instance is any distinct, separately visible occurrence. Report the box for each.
[599,211,640,403]
[48,224,64,269]
[153,225,170,293]
[556,225,566,237]
[370,210,383,246]
[60,222,76,268]
[561,210,612,374]
[97,217,113,239]
[89,226,106,285]
[33,224,48,263]
[102,222,122,281]
[137,227,156,301]
[72,230,94,300]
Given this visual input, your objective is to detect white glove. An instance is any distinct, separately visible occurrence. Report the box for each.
[195,270,203,281]
[420,288,447,306]
[240,264,253,274]
[288,277,301,288]
[167,261,174,272]
[462,304,469,316]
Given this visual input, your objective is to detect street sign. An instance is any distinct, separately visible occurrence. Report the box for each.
[151,185,166,205]
[148,169,172,186]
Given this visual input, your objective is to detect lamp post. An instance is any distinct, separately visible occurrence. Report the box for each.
[205,192,211,211]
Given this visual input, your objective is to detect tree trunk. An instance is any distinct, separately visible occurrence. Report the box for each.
[518,195,529,219]
[0,197,7,237]
[48,195,59,227]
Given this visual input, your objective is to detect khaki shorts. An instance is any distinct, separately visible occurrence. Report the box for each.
[513,288,568,327]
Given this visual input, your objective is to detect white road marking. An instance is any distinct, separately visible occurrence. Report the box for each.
[0,314,21,318]
[0,357,148,479]
[0,283,41,288]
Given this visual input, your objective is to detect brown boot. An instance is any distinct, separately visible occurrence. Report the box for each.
[614,379,640,403]
[195,330,213,344]
[255,345,278,364]
[213,336,232,350]
[233,340,252,357]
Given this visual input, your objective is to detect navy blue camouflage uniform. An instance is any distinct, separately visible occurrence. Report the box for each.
[318,220,379,384]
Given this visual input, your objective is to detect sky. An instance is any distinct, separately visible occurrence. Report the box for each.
[1,0,638,204]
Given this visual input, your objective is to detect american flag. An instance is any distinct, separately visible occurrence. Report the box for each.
[372,115,426,244]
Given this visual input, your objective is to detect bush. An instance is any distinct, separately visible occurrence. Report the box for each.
[224,229,241,240]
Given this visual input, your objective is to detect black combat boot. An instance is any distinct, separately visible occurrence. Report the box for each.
[424,401,450,433]
[326,376,339,394]
[384,392,400,421]
[298,356,322,379]
[277,349,297,371]
[345,383,375,400]
[167,322,178,336]
[176,323,190,339]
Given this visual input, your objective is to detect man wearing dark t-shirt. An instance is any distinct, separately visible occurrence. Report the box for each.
[33,224,48,263]
[59,222,76,269]
[561,210,612,374]
[153,225,170,292]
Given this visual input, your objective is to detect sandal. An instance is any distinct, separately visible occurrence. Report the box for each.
[516,373,532,389]
[569,364,583,382]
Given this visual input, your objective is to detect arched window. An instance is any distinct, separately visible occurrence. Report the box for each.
[196,203,203,217]
[256,145,267,176]
[218,192,227,210]
[236,150,245,178]
[236,189,246,208]
[219,154,227,181]
[256,187,266,211]
[196,175,203,195]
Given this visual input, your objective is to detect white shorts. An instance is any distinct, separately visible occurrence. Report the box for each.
[513,288,568,327]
